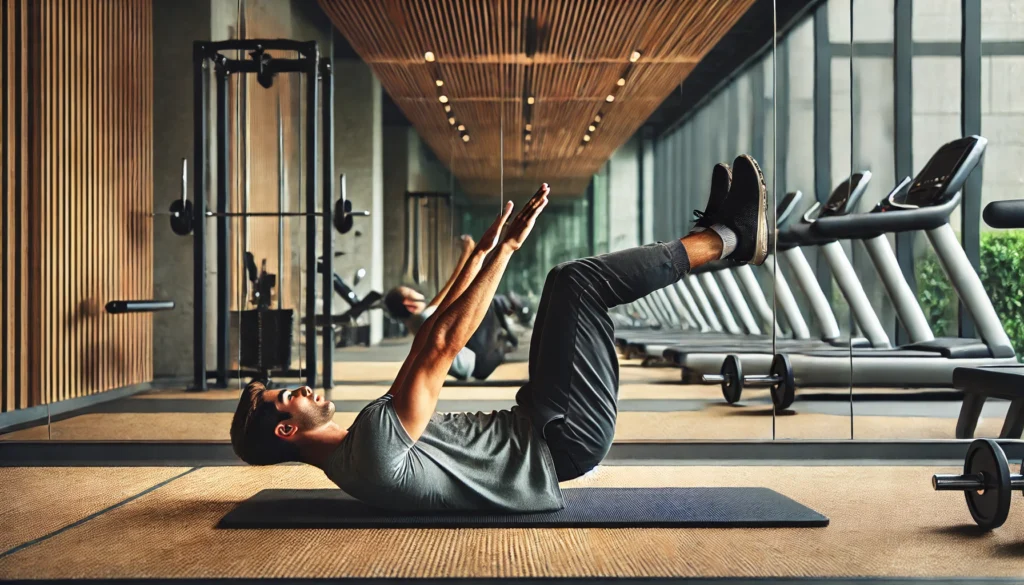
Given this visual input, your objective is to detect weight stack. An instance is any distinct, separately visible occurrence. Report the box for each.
[237,309,294,372]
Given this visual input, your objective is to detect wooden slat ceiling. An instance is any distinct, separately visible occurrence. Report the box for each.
[318,0,755,198]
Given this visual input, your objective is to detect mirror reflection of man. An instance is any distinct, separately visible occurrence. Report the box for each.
[385,235,518,381]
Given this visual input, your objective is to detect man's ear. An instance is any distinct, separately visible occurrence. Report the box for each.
[275,422,298,441]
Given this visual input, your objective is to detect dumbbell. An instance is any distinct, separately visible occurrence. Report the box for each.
[702,354,796,409]
[932,438,1023,530]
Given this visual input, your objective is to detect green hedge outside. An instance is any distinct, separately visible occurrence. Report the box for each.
[915,231,1024,356]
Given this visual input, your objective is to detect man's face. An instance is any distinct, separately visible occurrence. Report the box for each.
[398,286,427,315]
[264,386,335,441]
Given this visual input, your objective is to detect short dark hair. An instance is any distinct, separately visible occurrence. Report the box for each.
[384,287,414,320]
[230,381,300,465]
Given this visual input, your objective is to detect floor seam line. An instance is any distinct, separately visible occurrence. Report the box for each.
[0,466,201,560]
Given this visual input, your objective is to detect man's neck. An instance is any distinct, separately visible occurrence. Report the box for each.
[300,425,348,470]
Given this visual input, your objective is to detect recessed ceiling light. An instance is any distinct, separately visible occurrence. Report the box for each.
[527,96,535,105]
[583,135,591,142]
[436,79,444,87]
[425,51,435,62]
[617,77,626,86]
[629,50,641,62]
[457,124,465,131]
[605,95,615,102]
[439,95,449,103]
[462,135,470,142]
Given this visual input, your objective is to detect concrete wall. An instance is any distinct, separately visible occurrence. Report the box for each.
[332,59,384,343]
[151,0,211,378]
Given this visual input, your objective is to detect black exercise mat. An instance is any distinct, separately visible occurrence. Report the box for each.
[218,487,828,529]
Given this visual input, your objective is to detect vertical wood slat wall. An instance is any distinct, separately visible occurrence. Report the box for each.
[0,0,153,412]
[2,0,31,412]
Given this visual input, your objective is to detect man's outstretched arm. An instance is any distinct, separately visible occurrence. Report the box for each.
[392,185,550,441]
[425,235,475,310]
[390,227,502,393]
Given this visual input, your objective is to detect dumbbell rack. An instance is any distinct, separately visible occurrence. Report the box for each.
[190,39,333,392]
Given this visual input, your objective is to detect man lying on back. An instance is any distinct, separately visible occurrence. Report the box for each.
[230,156,768,512]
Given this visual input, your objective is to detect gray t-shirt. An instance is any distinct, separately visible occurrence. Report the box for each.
[325,394,564,512]
[407,306,476,380]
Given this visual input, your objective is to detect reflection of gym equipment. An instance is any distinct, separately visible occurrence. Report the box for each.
[402,191,452,288]
[314,256,383,347]
[238,252,293,388]
[706,136,1018,410]
[177,39,371,391]
[932,438,1023,530]
[104,300,175,314]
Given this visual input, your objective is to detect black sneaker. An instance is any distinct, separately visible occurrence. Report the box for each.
[719,154,769,265]
[691,163,732,231]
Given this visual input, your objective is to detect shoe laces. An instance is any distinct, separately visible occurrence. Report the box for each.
[692,209,713,227]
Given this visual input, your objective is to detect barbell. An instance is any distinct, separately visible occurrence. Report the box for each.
[156,159,369,236]
[932,438,1023,530]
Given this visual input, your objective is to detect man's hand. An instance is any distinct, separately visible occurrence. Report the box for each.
[476,202,515,254]
[502,184,550,250]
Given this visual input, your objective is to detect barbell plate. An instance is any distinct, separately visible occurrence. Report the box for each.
[721,354,743,404]
[964,438,1011,530]
[769,353,795,410]
[168,199,194,236]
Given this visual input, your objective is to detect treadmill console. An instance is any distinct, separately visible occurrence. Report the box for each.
[881,136,987,211]
[802,172,871,223]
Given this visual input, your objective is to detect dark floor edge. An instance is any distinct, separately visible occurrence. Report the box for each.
[1,577,1018,584]
[0,380,178,432]
[3,440,1022,467]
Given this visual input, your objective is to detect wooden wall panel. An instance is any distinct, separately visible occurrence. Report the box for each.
[0,0,153,413]
[2,0,31,412]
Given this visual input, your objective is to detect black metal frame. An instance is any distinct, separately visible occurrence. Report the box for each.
[959,0,982,339]
[191,39,333,392]
[812,3,834,301]
[893,0,914,345]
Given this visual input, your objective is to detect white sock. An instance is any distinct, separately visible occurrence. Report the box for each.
[709,224,736,259]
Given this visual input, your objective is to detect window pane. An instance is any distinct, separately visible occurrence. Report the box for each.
[912,2,961,336]
[980,0,1024,357]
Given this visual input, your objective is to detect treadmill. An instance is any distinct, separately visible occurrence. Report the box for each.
[708,136,1018,407]
[663,173,884,381]
[618,190,808,358]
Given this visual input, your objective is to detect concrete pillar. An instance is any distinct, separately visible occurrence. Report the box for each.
[333,59,384,344]
[152,0,211,378]
[641,133,655,244]
[382,126,411,290]
[608,136,639,251]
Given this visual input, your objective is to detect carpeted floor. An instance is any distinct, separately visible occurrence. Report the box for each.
[1,464,1022,580]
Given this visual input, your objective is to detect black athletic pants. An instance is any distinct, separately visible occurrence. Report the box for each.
[516,240,691,481]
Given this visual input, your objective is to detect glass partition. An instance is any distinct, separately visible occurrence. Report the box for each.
[847,0,1024,440]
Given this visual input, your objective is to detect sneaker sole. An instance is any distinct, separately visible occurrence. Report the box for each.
[740,155,769,265]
